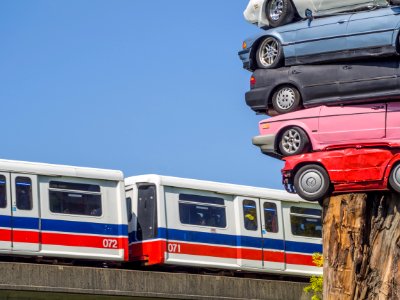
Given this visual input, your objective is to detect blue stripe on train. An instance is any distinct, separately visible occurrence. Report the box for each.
[130,227,322,254]
[0,215,127,236]
[42,219,128,236]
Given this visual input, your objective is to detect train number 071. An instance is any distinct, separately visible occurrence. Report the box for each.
[167,243,181,253]
[103,239,118,249]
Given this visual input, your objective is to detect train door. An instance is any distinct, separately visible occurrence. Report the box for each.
[11,174,40,252]
[260,199,285,271]
[0,173,11,251]
[239,197,263,269]
[136,183,157,241]
[125,188,134,243]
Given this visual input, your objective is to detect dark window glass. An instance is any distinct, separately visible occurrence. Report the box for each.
[264,202,278,233]
[137,184,157,240]
[179,203,226,228]
[50,191,101,216]
[0,175,6,208]
[49,181,101,216]
[49,181,100,192]
[126,197,132,222]
[179,193,224,205]
[290,207,321,217]
[16,177,32,210]
[290,206,322,238]
[243,200,258,231]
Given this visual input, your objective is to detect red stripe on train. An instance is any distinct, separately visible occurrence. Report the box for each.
[0,229,11,242]
[42,232,128,250]
[130,240,315,266]
[14,230,39,243]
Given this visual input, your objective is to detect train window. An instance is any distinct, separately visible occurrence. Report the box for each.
[16,177,32,210]
[49,181,100,192]
[126,197,132,222]
[179,193,224,205]
[290,206,322,238]
[0,175,6,208]
[264,202,278,233]
[49,181,102,216]
[243,200,257,231]
[179,203,226,228]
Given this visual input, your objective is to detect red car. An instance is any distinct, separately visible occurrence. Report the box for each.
[281,144,400,202]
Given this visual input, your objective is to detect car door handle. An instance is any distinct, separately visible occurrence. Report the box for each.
[338,20,347,24]
[343,66,352,70]
[372,105,385,110]
[292,70,301,75]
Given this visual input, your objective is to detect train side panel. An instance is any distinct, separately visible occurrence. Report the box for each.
[163,186,240,269]
[126,175,322,277]
[38,176,128,261]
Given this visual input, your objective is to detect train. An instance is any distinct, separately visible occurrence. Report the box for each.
[0,159,322,277]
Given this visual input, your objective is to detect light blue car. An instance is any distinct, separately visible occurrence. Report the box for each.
[239,6,400,70]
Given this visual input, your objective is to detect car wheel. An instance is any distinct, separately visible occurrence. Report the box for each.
[389,163,400,193]
[390,0,400,5]
[294,164,331,202]
[272,85,301,114]
[278,127,310,156]
[255,37,283,69]
[266,0,295,28]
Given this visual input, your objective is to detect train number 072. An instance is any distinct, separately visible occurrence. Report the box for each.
[167,243,181,253]
[103,239,118,249]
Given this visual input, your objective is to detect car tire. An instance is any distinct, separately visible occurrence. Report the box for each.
[255,37,283,69]
[389,163,400,193]
[390,0,400,5]
[278,127,310,156]
[294,164,331,202]
[266,0,295,28]
[271,85,301,114]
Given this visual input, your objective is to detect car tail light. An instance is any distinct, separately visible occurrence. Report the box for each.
[242,41,247,49]
[250,75,256,87]
[261,123,270,129]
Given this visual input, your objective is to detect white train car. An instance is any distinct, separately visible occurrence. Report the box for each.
[0,159,128,261]
[125,175,322,276]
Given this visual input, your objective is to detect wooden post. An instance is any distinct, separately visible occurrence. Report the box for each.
[322,193,400,299]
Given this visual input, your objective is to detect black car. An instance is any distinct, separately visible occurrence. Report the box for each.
[246,59,400,115]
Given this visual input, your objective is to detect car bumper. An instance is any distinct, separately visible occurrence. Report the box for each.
[238,49,253,71]
[245,87,271,113]
[252,134,281,159]
[281,169,295,194]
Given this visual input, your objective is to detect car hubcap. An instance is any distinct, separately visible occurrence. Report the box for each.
[299,170,324,195]
[259,38,279,67]
[269,0,284,21]
[393,165,400,187]
[282,129,301,154]
[276,87,295,110]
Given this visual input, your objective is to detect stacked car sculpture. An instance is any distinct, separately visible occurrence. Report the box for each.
[239,0,400,203]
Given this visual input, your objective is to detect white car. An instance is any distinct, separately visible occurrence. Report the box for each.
[244,0,393,28]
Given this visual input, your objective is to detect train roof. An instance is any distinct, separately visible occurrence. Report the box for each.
[0,159,123,181]
[125,174,308,203]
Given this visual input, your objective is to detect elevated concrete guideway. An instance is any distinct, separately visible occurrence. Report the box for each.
[0,262,309,300]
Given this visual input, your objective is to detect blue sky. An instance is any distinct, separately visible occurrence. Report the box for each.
[0,1,284,189]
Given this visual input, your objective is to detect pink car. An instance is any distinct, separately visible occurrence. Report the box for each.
[253,102,400,158]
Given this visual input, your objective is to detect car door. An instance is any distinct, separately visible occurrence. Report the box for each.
[315,0,375,12]
[317,104,386,144]
[339,60,398,100]
[290,64,339,107]
[346,7,400,51]
[294,14,350,64]
[386,102,400,139]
